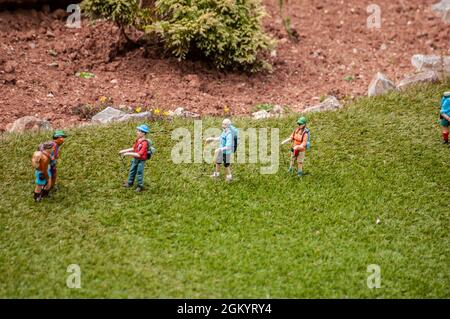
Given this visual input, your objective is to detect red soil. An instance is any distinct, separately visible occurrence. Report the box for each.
[0,0,449,130]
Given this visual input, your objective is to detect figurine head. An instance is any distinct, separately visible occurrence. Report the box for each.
[222,118,231,130]
[52,130,67,146]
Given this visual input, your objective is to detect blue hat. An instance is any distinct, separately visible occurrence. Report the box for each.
[136,124,150,134]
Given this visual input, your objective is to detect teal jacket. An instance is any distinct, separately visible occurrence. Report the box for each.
[440,96,450,116]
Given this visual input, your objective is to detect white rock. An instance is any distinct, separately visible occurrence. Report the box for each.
[432,0,450,13]
[302,96,342,113]
[411,54,450,78]
[8,116,52,133]
[91,107,126,124]
[116,112,152,122]
[397,71,439,90]
[368,72,396,97]
[252,110,273,120]
[170,107,200,118]
[431,0,450,23]
[272,104,284,114]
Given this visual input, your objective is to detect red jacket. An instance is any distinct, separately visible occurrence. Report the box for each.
[133,138,148,160]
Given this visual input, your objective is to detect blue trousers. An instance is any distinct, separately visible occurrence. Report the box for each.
[128,158,145,187]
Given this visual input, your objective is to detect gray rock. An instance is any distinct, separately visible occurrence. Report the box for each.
[396,71,439,90]
[8,116,52,133]
[368,72,396,96]
[432,0,450,13]
[91,107,126,124]
[252,110,273,120]
[116,112,152,122]
[272,104,284,114]
[431,0,450,23]
[169,107,200,118]
[302,96,342,113]
[92,107,154,124]
[411,54,450,78]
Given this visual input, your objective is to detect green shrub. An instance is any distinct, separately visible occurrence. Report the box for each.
[81,0,151,31]
[81,0,274,71]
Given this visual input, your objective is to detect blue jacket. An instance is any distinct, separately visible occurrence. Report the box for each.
[220,129,233,155]
[441,96,450,116]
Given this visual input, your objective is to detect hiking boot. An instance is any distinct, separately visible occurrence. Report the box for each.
[297,171,303,177]
[287,167,294,174]
[33,192,42,202]
[123,182,132,188]
[226,175,233,182]
[41,189,50,198]
[135,186,143,193]
[442,140,448,145]
[210,172,219,179]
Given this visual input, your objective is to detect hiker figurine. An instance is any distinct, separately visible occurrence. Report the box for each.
[38,130,67,195]
[31,142,54,202]
[281,116,310,177]
[119,124,154,192]
[206,118,238,182]
[439,91,450,147]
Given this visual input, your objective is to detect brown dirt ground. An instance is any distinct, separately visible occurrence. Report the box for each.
[0,0,449,131]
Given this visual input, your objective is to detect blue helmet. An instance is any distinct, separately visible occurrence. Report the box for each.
[136,124,150,134]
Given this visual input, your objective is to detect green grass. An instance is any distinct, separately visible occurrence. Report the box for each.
[0,82,449,298]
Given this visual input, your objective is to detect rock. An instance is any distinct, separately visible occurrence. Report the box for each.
[368,72,396,96]
[110,79,118,84]
[7,116,52,133]
[185,74,200,88]
[432,0,450,13]
[4,60,17,73]
[3,74,16,84]
[91,107,126,124]
[252,110,273,120]
[91,107,154,124]
[411,54,450,78]
[302,96,342,113]
[116,112,152,123]
[170,107,200,118]
[431,0,450,23]
[46,30,55,38]
[396,71,439,90]
[272,104,284,114]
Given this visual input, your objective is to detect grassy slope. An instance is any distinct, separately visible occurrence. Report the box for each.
[0,82,449,298]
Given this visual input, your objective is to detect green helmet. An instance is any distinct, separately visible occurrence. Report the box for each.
[53,130,67,139]
[297,117,307,125]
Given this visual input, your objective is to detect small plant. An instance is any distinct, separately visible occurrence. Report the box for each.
[76,71,96,79]
[278,0,299,42]
[344,75,355,83]
[253,103,275,112]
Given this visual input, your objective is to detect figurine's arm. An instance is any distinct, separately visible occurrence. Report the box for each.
[119,148,133,155]
[205,136,220,143]
[123,152,140,158]
[281,137,292,145]
[441,113,450,121]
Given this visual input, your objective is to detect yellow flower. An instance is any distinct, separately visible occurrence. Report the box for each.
[99,96,107,104]
[224,105,230,114]
[135,106,142,113]
[154,108,161,115]
[163,111,170,116]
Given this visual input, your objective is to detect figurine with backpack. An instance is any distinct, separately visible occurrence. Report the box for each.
[31,142,54,202]
[281,116,310,177]
[37,130,68,196]
[439,91,450,147]
[205,118,239,182]
[119,124,155,192]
